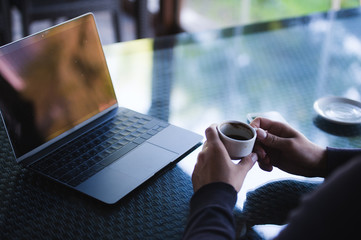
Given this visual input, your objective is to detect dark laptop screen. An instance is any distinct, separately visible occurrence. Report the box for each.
[0,14,117,159]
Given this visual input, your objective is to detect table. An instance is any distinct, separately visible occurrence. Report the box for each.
[2,7,361,239]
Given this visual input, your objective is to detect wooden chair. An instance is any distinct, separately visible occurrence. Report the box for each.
[0,0,12,45]
[12,0,122,42]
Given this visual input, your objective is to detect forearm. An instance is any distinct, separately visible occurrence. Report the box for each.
[183,182,237,240]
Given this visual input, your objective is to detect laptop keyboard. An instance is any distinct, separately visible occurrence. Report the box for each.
[29,109,169,187]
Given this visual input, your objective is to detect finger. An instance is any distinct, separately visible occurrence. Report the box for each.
[204,124,220,144]
[237,153,258,172]
[202,140,208,151]
[250,117,276,129]
[253,144,266,159]
[192,153,205,186]
[204,124,229,156]
[256,128,288,150]
[250,117,262,128]
[253,144,273,171]
[196,148,207,165]
[257,156,273,172]
[252,117,297,137]
[251,117,285,131]
[191,170,200,192]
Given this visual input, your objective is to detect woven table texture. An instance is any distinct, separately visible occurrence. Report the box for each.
[0,121,195,239]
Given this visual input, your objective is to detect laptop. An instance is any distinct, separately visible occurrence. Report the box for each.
[0,13,202,204]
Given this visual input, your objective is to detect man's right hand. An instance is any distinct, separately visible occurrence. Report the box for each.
[250,117,327,177]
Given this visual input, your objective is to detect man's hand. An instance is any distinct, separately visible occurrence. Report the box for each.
[192,124,257,193]
[251,117,327,177]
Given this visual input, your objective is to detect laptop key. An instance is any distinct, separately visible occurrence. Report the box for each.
[133,137,146,145]
[71,163,106,184]
[99,142,138,167]
[143,119,159,129]
[140,133,153,140]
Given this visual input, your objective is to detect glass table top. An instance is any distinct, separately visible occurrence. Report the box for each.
[103,7,361,238]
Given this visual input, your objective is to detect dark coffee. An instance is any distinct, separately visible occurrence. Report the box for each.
[226,134,250,141]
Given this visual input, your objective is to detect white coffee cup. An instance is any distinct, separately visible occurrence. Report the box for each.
[217,121,257,159]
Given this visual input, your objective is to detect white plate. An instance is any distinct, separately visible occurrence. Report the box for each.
[314,96,361,125]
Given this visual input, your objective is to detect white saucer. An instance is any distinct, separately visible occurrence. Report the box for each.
[313,96,361,125]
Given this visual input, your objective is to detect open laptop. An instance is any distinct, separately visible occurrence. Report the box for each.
[0,13,202,204]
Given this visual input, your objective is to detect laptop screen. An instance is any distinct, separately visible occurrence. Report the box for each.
[0,14,117,160]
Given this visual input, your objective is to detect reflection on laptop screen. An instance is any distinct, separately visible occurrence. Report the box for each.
[0,14,117,159]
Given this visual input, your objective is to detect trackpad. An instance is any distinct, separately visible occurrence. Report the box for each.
[76,167,140,204]
[109,142,178,179]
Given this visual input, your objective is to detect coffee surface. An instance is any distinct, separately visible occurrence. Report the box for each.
[226,134,250,141]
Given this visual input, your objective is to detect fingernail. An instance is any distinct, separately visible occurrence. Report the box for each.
[251,153,258,163]
[256,128,267,140]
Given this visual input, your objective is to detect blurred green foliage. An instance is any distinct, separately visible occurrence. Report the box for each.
[185,0,360,27]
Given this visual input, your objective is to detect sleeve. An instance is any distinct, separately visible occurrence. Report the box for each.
[275,155,361,240]
[182,182,238,240]
[326,147,361,175]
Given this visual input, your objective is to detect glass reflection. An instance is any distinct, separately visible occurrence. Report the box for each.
[104,8,361,150]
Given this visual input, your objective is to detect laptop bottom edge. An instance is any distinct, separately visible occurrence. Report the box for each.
[75,141,202,204]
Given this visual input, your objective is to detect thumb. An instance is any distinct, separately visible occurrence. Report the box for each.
[237,153,258,172]
[256,128,288,149]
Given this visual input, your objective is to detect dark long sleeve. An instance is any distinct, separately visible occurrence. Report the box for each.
[275,149,361,239]
[183,182,238,240]
[326,147,361,175]
[183,148,361,240]
[275,154,361,240]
